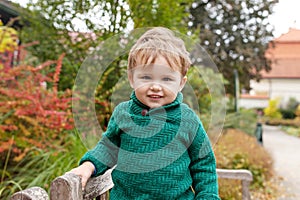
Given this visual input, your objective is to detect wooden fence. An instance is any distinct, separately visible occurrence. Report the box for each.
[10,168,253,200]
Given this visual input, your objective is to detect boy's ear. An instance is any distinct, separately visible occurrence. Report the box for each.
[179,76,187,91]
[128,72,134,88]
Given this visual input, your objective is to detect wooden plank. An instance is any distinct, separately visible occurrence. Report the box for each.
[217,168,253,181]
[217,168,253,200]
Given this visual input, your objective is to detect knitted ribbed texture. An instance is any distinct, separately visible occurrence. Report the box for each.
[80,92,220,200]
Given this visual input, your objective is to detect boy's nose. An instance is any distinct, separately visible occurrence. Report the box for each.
[150,84,162,91]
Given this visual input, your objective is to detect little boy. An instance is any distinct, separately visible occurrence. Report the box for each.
[69,27,220,199]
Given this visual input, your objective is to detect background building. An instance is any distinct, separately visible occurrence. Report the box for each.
[240,28,300,109]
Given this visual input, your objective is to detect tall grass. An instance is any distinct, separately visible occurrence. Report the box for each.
[0,130,87,199]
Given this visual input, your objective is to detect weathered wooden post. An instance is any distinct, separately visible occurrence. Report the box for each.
[10,187,49,200]
[50,168,114,200]
[50,172,83,200]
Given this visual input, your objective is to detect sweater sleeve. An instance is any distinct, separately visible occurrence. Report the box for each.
[79,109,121,177]
[188,122,220,200]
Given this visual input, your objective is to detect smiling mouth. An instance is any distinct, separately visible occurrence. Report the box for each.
[148,95,162,99]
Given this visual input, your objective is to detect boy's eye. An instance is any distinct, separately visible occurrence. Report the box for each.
[162,77,173,81]
[140,76,151,80]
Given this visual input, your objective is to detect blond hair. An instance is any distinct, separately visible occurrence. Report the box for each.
[128,27,191,76]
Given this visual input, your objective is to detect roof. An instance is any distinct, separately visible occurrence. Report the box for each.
[262,28,300,79]
[274,28,300,43]
[240,94,269,99]
[260,58,300,78]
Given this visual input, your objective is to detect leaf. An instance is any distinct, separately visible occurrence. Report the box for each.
[18,124,31,137]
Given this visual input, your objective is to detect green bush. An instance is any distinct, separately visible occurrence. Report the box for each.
[224,108,257,136]
[286,97,299,111]
[183,66,227,130]
[281,126,300,137]
[279,109,296,119]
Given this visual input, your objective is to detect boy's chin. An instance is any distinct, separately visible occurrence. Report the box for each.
[146,102,164,109]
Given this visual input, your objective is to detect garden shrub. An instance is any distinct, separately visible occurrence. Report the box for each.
[286,97,299,111]
[215,129,274,199]
[264,101,300,127]
[263,99,282,119]
[0,54,74,178]
[295,104,300,121]
[279,109,296,119]
[224,108,257,137]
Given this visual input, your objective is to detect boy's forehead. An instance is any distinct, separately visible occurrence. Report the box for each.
[130,64,182,76]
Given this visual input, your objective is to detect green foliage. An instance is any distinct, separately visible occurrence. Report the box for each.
[224,108,257,136]
[189,0,278,94]
[128,0,193,33]
[14,0,278,95]
[182,66,227,131]
[15,0,197,92]
[286,97,299,111]
[279,109,296,119]
[17,0,132,90]
[0,131,86,199]
[264,99,282,119]
[281,126,300,137]
[94,60,128,130]
[296,104,300,119]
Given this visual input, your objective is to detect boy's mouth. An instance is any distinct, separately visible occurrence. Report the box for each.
[148,94,162,99]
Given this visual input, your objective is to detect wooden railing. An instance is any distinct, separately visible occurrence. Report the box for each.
[10,168,253,200]
[217,169,253,200]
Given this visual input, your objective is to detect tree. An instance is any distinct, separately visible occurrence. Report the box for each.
[189,0,278,94]
[17,0,132,90]
[128,0,193,33]
[15,0,197,94]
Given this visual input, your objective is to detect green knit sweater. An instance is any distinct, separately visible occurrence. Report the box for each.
[80,92,220,200]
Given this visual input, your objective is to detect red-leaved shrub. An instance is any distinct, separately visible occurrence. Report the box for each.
[0,53,74,162]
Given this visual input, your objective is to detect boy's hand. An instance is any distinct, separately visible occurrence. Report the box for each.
[68,161,95,190]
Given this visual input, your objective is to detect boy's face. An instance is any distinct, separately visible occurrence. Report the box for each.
[128,55,187,108]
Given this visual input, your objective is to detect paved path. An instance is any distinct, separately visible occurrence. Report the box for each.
[263,125,300,200]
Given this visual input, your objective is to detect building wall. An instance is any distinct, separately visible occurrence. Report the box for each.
[249,78,300,108]
[239,98,269,109]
